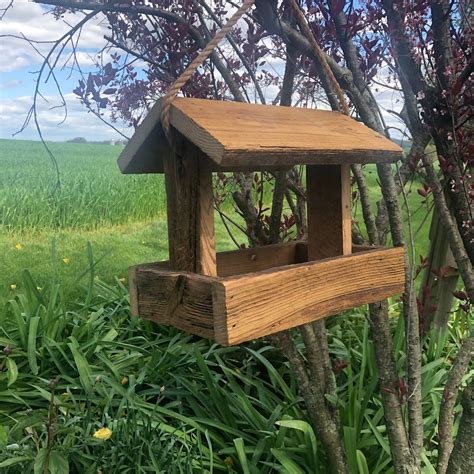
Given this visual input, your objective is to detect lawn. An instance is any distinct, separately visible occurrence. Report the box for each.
[1,138,431,302]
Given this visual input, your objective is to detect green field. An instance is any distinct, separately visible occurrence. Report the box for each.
[1,138,431,302]
[0,139,240,301]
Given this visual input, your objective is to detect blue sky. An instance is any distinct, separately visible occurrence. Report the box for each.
[0,0,404,143]
[0,0,133,142]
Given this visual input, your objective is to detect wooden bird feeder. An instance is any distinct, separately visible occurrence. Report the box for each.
[118,98,405,345]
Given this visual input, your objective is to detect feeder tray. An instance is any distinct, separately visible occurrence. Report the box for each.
[119,98,405,345]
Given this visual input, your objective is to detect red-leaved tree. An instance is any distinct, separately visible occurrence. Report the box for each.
[3,1,472,472]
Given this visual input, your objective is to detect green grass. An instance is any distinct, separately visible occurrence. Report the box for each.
[0,270,470,473]
[1,138,432,302]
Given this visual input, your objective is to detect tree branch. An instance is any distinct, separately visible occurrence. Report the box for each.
[437,335,474,474]
[272,332,349,473]
[446,376,474,474]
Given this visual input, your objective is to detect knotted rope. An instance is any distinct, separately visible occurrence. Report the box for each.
[161,0,349,143]
[286,0,350,115]
[161,0,256,143]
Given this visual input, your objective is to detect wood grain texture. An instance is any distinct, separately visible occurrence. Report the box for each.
[162,136,216,276]
[306,164,352,259]
[118,97,403,174]
[130,245,404,345]
[133,267,215,339]
[171,99,403,166]
[133,242,381,278]
[198,156,217,276]
[213,247,405,345]
[216,240,307,277]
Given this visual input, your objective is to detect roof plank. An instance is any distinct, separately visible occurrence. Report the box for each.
[118,98,403,174]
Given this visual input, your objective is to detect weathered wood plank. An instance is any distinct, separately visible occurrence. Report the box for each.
[162,136,216,276]
[306,164,352,259]
[133,242,379,279]
[132,267,215,339]
[134,241,306,277]
[117,100,168,174]
[171,99,403,166]
[213,247,405,345]
[216,240,307,277]
[118,98,403,174]
[198,156,217,276]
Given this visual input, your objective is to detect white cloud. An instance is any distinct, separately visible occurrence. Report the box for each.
[0,1,125,140]
[0,0,108,73]
[0,92,132,141]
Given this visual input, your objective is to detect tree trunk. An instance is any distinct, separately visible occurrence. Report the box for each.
[446,378,474,474]
[419,208,459,331]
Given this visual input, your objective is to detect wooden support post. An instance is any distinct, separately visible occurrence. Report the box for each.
[306,164,351,260]
[198,157,217,276]
[163,136,217,276]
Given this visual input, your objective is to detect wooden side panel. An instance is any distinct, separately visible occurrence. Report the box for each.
[117,99,167,174]
[306,164,352,259]
[213,247,405,345]
[132,267,215,339]
[132,242,376,280]
[216,241,307,277]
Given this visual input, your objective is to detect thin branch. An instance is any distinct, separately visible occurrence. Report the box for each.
[103,35,173,82]
[197,0,267,104]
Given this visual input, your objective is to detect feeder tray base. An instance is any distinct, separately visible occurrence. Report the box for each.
[129,242,404,346]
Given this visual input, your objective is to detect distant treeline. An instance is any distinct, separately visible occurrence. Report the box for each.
[66,137,128,146]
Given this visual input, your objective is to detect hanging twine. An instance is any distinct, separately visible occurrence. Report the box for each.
[161,0,256,143]
[286,0,350,115]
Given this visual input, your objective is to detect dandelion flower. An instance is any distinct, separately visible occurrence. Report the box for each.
[121,376,128,385]
[10,284,17,290]
[62,258,70,265]
[93,427,112,440]
[15,243,23,250]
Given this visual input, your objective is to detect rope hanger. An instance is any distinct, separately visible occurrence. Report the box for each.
[161,0,349,144]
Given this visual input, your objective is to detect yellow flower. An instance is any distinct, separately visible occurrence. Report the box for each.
[93,427,112,440]
[10,284,17,290]
[119,277,126,283]
[120,376,128,385]
[62,258,70,265]
[37,287,42,291]
[15,243,23,250]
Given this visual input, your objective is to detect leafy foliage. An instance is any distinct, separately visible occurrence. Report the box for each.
[0,260,470,472]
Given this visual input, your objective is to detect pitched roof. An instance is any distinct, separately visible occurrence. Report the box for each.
[118,98,402,173]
